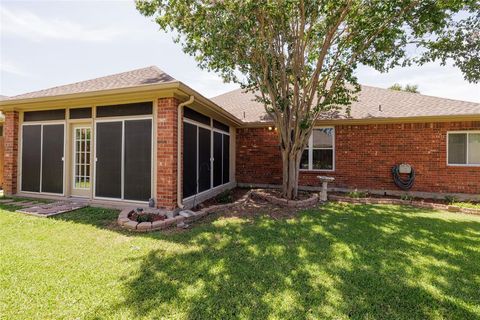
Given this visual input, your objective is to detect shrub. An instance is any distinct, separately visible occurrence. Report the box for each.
[137,214,152,223]
[444,195,458,204]
[401,194,415,201]
[347,190,368,198]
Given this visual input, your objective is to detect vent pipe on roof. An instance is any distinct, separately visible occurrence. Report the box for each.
[177,95,195,210]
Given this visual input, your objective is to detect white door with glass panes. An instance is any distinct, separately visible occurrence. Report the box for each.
[71,125,92,197]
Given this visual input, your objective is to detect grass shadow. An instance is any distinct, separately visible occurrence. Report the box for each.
[102,203,480,319]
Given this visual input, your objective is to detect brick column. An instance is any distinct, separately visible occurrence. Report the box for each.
[156,98,179,209]
[3,111,19,195]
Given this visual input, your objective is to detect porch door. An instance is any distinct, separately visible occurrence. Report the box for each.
[95,119,152,201]
[21,124,64,194]
[71,125,92,197]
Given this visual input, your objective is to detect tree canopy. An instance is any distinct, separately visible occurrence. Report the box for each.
[137,0,479,198]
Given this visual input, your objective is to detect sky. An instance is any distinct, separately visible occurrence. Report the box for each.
[1,0,479,102]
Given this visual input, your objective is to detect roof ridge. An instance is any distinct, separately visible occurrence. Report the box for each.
[213,84,480,105]
[361,84,480,105]
[9,66,175,99]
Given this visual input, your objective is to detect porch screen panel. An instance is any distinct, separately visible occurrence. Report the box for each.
[183,122,197,198]
[41,124,64,194]
[96,122,122,198]
[198,127,211,193]
[21,125,41,192]
[222,135,230,184]
[124,119,152,201]
[213,132,223,187]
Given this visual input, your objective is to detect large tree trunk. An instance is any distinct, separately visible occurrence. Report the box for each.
[281,147,303,200]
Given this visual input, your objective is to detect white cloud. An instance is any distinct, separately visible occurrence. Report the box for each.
[0,6,124,42]
[0,60,31,78]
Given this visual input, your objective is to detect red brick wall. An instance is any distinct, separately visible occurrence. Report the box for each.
[156,98,179,209]
[3,111,19,195]
[236,121,480,195]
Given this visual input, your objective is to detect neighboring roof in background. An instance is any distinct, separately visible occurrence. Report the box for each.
[211,86,480,123]
[4,66,175,101]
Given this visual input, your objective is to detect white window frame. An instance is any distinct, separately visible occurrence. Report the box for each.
[300,126,335,172]
[72,127,92,190]
[447,131,480,167]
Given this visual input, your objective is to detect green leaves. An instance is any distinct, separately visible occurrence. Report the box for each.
[136,0,478,195]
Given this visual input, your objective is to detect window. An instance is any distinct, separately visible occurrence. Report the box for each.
[300,127,335,171]
[448,132,480,166]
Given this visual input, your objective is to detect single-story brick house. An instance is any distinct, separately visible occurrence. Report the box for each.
[0,66,479,209]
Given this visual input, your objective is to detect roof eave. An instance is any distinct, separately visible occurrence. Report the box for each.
[0,81,181,109]
[243,114,480,127]
[0,81,244,127]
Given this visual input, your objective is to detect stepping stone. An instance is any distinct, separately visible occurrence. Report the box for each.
[179,210,195,218]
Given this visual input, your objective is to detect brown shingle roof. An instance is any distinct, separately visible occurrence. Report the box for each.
[7,66,176,100]
[211,86,480,123]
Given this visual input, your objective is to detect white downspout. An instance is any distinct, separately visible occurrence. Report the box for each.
[177,95,195,209]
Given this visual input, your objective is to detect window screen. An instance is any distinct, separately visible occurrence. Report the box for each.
[96,102,152,118]
[95,122,122,198]
[184,107,210,126]
[213,119,229,133]
[70,108,92,119]
[21,125,42,192]
[41,124,64,194]
[124,119,152,201]
[24,109,65,122]
[183,122,198,198]
[198,127,211,192]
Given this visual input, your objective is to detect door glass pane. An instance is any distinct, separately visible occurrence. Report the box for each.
[468,133,480,164]
[74,127,91,189]
[448,134,467,164]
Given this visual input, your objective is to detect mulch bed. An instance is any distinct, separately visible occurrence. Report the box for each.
[128,211,166,223]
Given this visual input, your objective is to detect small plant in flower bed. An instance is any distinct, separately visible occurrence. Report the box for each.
[451,201,480,210]
[400,194,415,201]
[128,210,166,223]
[347,190,369,198]
[444,195,458,204]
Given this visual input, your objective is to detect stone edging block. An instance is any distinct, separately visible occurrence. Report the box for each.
[251,189,319,208]
[119,190,253,232]
[328,195,480,216]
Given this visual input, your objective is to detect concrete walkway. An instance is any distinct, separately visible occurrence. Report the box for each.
[0,198,87,217]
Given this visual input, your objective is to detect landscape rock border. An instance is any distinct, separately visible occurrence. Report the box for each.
[118,190,252,232]
[329,195,480,216]
[250,189,320,207]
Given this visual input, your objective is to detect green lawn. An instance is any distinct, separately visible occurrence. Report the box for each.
[1,203,479,320]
